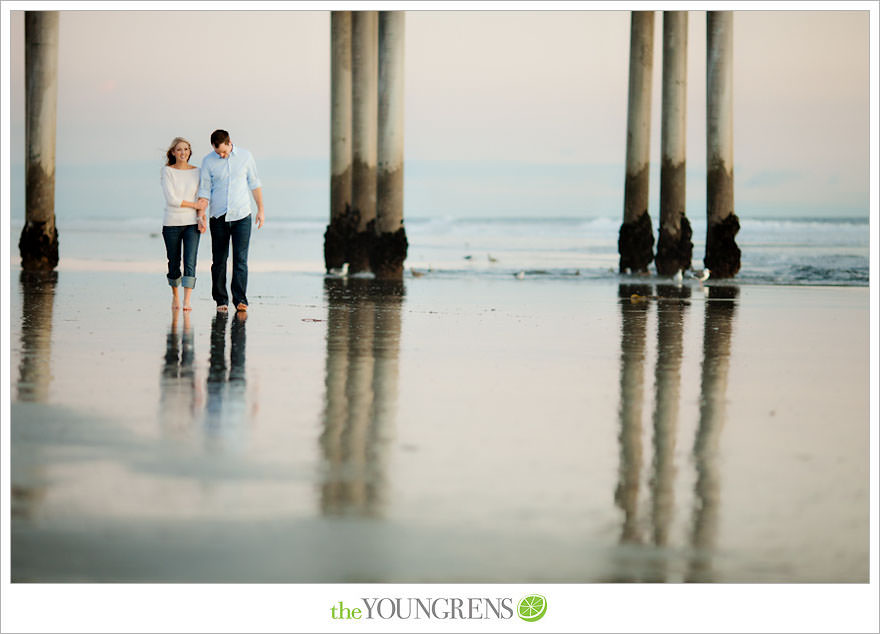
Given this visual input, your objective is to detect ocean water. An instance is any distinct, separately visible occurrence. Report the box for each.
[7,160,869,285]
[7,213,870,286]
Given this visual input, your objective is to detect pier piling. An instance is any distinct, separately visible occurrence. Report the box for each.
[349,11,379,274]
[325,11,354,273]
[20,11,60,272]
[705,11,740,278]
[656,11,693,277]
[618,11,656,274]
[371,11,408,280]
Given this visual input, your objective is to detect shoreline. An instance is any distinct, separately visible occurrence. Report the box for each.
[7,258,871,288]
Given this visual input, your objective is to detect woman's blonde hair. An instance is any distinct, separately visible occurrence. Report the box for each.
[165,137,192,166]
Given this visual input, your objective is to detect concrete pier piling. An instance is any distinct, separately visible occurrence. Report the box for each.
[371,11,408,280]
[618,11,656,274]
[705,11,740,278]
[325,11,354,273]
[656,11,693,276]
[349,11,379,274]
[20,11,60,271]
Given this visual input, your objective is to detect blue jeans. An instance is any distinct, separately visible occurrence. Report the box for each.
[210,214,252,308]
[162,224,200,288]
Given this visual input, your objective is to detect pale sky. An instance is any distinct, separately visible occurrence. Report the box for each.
[3,4,874,217]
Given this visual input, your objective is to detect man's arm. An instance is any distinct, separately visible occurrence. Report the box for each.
[251,187,264,229]
[196,160,211,213]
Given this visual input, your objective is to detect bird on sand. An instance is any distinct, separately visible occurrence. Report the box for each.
[328,262,349,277]
[411,268,425,278]
[488,254,499,263]
[514,271,526,280]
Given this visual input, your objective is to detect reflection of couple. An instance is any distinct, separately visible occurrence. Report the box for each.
[159,309,248,438]
[160,129,266,313]
[160,309,201,434]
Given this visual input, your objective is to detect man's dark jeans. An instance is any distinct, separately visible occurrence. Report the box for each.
[210,214,252,308]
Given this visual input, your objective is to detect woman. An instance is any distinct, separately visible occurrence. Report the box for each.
[161,137,206,311]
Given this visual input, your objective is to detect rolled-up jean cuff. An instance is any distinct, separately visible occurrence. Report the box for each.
[167,276,182,287]
[181,276,196,289]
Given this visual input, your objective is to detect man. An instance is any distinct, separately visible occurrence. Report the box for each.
[197,129,265,313]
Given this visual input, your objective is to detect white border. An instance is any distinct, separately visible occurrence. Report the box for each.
[2,2,878,633]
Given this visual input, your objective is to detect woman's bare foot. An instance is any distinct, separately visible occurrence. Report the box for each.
[171,288,180,311]
[217,304,228,313]
[236,303,248,313]
[182,304,192,312]
[182,288,193,312]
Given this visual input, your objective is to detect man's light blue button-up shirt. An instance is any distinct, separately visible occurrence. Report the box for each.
[198,145,262,222]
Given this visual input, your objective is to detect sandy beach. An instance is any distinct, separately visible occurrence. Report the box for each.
[8,268,869,583]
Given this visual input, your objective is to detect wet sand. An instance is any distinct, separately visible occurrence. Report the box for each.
[8,269,870,583]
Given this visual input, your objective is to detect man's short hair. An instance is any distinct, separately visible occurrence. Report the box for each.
[211,129,231,147]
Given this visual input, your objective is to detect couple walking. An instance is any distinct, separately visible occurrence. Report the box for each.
[160,129,266,313]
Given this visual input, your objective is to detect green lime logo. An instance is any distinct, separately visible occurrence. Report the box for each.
[517,594,547,622]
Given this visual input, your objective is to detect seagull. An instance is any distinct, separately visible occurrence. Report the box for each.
[691,269,710,282]
[515,271,526,280]
[488,254,499,263]
[328,262,349,277]
[673,269,683,283]
[410,268,425,278]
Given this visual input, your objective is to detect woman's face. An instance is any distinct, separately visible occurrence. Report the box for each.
[173,142,191,163]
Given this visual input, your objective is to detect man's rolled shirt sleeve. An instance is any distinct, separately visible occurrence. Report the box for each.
[246,155,262,191]
[197,162,212,201]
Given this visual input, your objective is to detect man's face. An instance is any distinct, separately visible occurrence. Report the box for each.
[213,141,232,159]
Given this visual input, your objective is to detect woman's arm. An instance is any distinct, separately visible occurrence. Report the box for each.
[160,167,182,208]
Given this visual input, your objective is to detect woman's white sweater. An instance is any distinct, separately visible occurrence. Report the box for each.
[160,165,200,226]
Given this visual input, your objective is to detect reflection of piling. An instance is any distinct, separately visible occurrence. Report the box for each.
[325,11,354,272]
[705,12,740,279]
[20,12,60,271]
[618,12,655,274]
[645,284,690,582]
[368,279,404,511]
[687,285,738,582]
[615,284,652,545]
[372,11,408,280]
[321,279,376,514]
[656,12,693,277]
[349,11,379,274]
[321,278,351,484]
[320,278,404,517]
[16,271,57,402]
[344,279,376,512]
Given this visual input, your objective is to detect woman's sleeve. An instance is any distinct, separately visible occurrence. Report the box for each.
[190,169,200,202]
[160,167,182,208]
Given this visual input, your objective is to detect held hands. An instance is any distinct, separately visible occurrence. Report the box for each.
[195,198,209,212]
